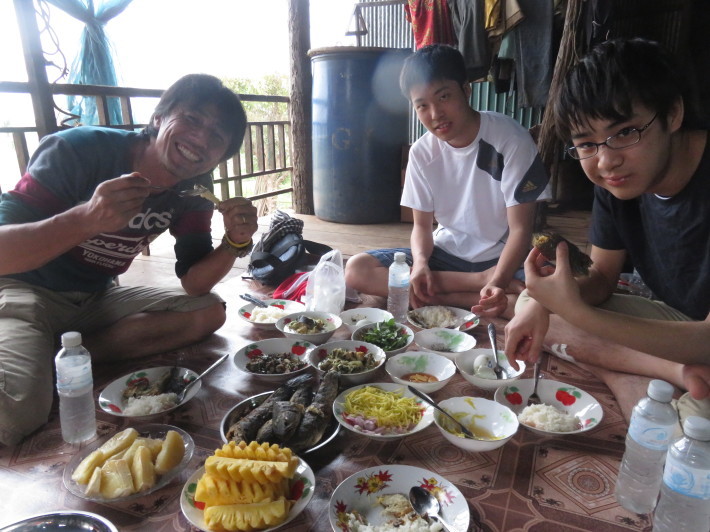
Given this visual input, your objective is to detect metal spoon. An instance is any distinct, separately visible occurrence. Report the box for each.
[409,486,457,532]
[176,353,229,403]
[406,386,478,439]
[240,293,269,308]
[486,323,507,380]
[527,362,542,406]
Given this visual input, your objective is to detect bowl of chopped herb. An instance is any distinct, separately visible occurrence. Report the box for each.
[351,319,414,357]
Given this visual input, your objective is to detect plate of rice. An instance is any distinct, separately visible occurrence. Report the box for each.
[408,306,479,332]
[329,464,469,532]
[98,366,200,417]
[237,298,306,330]
[493,378,604,435]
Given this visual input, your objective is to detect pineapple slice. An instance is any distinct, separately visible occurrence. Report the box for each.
[215,441,294,463]
[205,456,297,485]
[71,449,106,484]
[195,472,289,506]
[98,427,139,459]
[131,445,156,493]
[154,430,185,475]
[100,458,135,499]
[84,465,102,497]
[203,498,290,531]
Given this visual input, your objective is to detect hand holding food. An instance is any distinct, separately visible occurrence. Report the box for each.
[532,232,592,276]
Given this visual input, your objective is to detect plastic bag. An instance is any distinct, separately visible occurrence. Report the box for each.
[304,249,346,314]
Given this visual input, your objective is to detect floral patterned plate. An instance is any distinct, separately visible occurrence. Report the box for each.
[329,464,469,531]
[233,337,316,382]
[180,458,315,532]
[98,366,200,417]
[494,379,604,435]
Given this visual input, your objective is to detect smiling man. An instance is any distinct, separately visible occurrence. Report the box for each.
[0,74,258,446]
[504,38,710,420]
[345,44,550,318]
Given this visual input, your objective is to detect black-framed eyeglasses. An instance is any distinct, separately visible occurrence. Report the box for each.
[566,113,658,160]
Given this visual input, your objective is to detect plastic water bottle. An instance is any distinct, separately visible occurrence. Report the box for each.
[55,331,96,444]
[652,416,710,532]
[387,252,410,323]
[615,379,678,514]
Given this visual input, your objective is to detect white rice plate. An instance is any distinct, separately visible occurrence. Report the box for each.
[249,306,289,323]
[411,306,459,328]
[123,393,178,416]
[518,403,579,432]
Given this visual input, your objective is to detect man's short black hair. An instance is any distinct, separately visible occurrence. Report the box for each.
[143,73,247,160]
[554,38,699,141]
[399,44,468,98]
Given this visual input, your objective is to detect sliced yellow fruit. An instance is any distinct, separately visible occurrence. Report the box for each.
[205,456,297,485]
[84,465,102,497]
[215,441,294,463]
[98,427,139,459]
[195,472,289,506]
[71,449,106,484]
[131,445,156,492]
[154,430,185,475]
[203,498,290,531]
[100,458,135,499]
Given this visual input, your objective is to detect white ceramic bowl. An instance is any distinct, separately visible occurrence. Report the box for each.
[456,348,526,391]
[434,396,518,452]
[494,378,604,435]
[351,321,415,357]
[308,340,386,386]
[233,338,315,382]
[275,310,342,344]
[385,351,456,393]
[333,382,434,441]
[407,305,480,332]
[413,327,477,360]
[236,298,306,330]
[340,307,394,333]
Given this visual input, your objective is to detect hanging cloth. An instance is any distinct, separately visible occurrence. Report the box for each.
[405,0,457,50]
[46,0,135,126]
[448,0,491,82]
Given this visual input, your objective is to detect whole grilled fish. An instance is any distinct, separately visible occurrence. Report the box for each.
[532,231,593,277]
[226,373,313,443]
[289,370,340,451]
[272,401,305,442]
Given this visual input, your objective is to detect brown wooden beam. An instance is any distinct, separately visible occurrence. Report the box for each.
[13,0,58,137]
[288,0,313,214]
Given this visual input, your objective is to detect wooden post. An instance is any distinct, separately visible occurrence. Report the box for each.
[13,0,58,138]
[288,0,314,214]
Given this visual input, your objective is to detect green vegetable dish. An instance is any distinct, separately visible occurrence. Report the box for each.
[317,348,378,374]
[357,319,409,351]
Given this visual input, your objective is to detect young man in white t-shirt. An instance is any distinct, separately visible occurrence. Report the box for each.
[345,45,551,317]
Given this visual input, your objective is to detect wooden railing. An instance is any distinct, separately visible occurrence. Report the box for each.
[0,81,293,211]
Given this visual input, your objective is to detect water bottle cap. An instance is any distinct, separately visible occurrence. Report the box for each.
[61,331,83,348]
[394,252,406,263]
[683,416,710,441]
[647,379,674,402]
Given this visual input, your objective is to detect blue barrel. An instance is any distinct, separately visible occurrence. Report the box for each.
[310,47,410,224]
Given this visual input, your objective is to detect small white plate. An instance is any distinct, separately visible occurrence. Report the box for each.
[63,423,194,503]
[333,382,434,441]
[180,458,315,532]
[494,379,604,435]
[329,464,470,531]
[408,306,480,332]
[98,366,200,417]
[237,299,306,330]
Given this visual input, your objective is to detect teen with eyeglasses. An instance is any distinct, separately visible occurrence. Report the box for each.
[504,38,710,422]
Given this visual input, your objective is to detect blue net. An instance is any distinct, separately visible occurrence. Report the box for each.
[47,0,135,126]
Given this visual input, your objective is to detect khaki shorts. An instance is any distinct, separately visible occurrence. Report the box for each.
[0,278,223,446]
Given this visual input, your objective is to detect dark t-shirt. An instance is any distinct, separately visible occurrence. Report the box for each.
[589,134,710,320]
[0,127,216,292]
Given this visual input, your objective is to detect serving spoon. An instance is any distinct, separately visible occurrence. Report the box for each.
[176,353,229,404]
[409,486,456,532]
[486,323,508,380]
[407,386,478,439]
[240,293,269,308]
